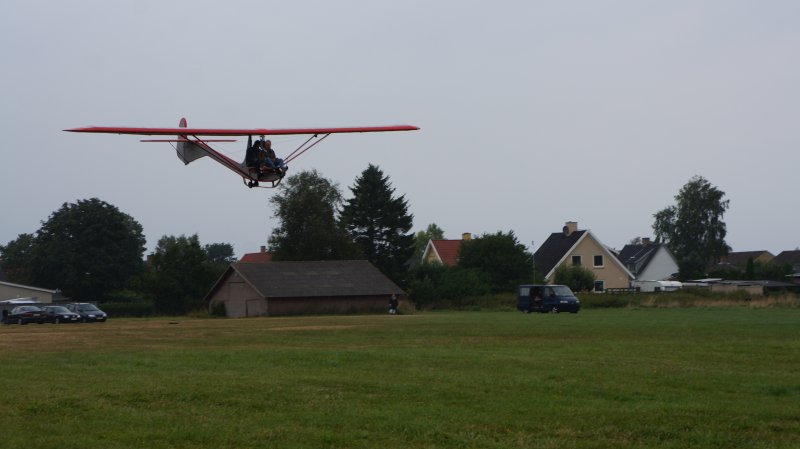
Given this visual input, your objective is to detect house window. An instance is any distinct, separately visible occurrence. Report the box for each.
[594,280,605,292]
[593,255,604,267]
[571,255,582,266]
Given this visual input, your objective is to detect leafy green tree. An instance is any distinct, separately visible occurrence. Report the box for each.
[138,234,216,314]
[0,233,36,284]
[28,198,146,300]
[458,231,532,292]
[269,170,360,260]
[204,243,236,265]
[203,242,236,286]
[653,176,731,279]
[340,164,414,285]
[553,264,596,292]
[413,223,445,259]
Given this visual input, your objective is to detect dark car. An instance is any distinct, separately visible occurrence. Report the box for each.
[517,284,581,314]
[41,305,82,324]
[6,305,47,324]
[65,303,108,322]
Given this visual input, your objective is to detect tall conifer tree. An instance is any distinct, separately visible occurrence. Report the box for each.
[341,165,414,285]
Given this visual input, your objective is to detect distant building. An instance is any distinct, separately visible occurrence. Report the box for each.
[0,281,66,303]
[534,221,633,292]
[715,250,775,270]
[617,237,679,281]
[240,246,273,263]
[421,233,472,266]
[205,260,406,317]
[773,250,800,272]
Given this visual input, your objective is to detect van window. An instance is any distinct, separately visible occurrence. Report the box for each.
[551,286,573,296]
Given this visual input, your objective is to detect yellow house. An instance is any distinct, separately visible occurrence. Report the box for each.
[534,221,633,291]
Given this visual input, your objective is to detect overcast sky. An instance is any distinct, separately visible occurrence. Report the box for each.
[2,1,799,259]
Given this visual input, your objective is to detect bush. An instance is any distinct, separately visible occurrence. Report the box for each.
[407,264,491,309]
[577,289,800,309]
[553,264,596,292]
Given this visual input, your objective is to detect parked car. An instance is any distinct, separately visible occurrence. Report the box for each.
[5,305,47,324]
[65,303,108,322]
[517,284,581,314]
[41,305,82,324]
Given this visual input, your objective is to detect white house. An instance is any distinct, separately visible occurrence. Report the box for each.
[616,238,679,282]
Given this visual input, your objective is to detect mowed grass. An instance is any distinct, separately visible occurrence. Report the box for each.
[1,309,798,449]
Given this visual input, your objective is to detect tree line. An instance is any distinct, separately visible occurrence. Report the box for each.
[0,165,421,314]
[0,198,236,314]
[1,171,766,314]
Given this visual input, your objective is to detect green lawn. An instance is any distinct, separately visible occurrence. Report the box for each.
[1,308,798,448]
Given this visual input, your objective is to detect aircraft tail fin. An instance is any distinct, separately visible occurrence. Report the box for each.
[175,117,207,165]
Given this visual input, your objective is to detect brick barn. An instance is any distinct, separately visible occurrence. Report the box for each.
[205,260,407,317]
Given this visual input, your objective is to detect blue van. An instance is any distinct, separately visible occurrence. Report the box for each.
[517,284,581,314]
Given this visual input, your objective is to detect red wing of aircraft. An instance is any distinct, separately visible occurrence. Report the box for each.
[65,118,419,188]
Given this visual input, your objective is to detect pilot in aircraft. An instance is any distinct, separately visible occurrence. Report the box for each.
[261,139,286,176]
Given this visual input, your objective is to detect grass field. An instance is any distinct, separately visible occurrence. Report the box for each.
[1,308,798,449]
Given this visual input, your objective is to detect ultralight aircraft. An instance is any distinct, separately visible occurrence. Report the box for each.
[65,118,419,188]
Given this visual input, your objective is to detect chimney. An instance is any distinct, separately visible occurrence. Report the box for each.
[563,221,578,236]
[260,246,267,253]
[642,237,651,246]
[462,232,472,241]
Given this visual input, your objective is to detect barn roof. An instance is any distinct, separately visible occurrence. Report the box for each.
[207,260,404,300]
